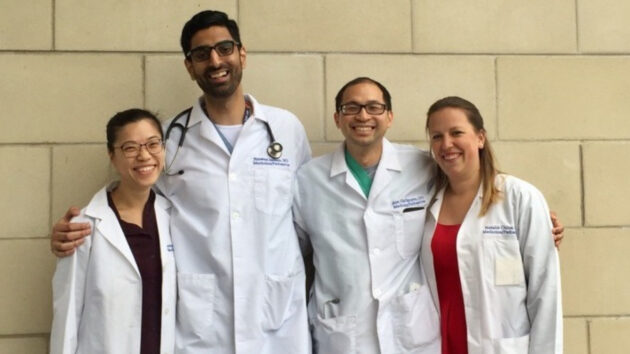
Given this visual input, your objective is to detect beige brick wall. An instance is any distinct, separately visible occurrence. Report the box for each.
[561,228,630,316]
[0,337,48,354]
[0,0,52,50]
[411,0,577,53]
[0,147,50,238]
[583,142,630,226]
[0,240,56,334]
[1,0,627,352]
[497,56,630,140]
[579,0,630,53]
[564,318,588,354]
[240,0,412,52]
[0,54,143,143]
[55,1,235,51]
[493,142,582,227]
[590,318,630,354]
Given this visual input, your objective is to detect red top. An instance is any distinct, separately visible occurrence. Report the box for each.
[431,223,468,354]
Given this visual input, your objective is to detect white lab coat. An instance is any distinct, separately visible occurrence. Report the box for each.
[293,140,441,354]
[420,174,563,354]
[50,183,176,354]
[155,94,312,354]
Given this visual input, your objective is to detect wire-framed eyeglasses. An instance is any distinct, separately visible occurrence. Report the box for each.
[115,138,164,158]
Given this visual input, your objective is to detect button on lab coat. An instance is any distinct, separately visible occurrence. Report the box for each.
[156,95,311,354]
[293,140,441,354]
[50,184,176,354]
[420,174,563,354]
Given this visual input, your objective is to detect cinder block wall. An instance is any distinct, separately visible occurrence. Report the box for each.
[1,1,629,352]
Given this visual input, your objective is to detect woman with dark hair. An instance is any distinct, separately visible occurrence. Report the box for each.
[50,109,175,354]
[420,97,562,354]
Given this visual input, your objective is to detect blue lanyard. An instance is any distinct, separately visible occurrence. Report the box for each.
[213,108,250,153]
[204,103,250,153]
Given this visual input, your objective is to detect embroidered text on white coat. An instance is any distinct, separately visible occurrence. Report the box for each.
[252,157,290,167]
[392,196,426,209]
[483,225,516,235]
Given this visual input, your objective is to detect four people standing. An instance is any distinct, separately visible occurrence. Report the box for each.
[49,9,563,354]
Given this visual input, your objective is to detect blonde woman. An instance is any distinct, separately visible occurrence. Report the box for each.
[420,97,562,354]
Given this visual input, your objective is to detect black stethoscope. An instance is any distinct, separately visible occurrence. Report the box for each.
[164,105,283,176]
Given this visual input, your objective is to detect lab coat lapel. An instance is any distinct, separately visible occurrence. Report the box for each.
[428,188,444,222]
[330,143,366,200]
[154,195,172,269]
[84,186,141,276]
[368,139,401,202]
[232,95,267,162]
[423,187,445,308]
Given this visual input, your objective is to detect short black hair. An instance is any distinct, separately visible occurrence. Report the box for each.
[180,10,241,57]
[335,77,392,112]
[106,109,162,153]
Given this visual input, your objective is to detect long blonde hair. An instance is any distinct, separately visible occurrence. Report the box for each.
[426,96,501,216]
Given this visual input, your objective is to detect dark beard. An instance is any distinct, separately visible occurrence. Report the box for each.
[197,67,242,99]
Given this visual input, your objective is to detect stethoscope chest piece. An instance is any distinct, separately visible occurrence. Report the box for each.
[166,103,285,166]
[267,141,283,159]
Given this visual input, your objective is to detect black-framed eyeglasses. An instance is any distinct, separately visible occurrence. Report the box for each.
[186,40,240,62]
[339,102,387,115]
[115,138,164,158]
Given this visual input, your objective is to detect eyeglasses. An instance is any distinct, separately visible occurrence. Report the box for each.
[115,138,164,158]
[339,102,388,115]
[186,40,240,62]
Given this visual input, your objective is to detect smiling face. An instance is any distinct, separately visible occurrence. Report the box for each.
[427,107,485,183]
[334,81,393,153]
[109,119,164,192]
[184,26,246,99]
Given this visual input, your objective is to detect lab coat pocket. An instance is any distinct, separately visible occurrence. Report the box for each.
[492,333,529,354]
[262,272,304,331]
[392,286,441,351]
[483,238,525,286]
[254,167,293,215]
[395,209,426,258]
[312,313,357,354]
[176,273,215,338]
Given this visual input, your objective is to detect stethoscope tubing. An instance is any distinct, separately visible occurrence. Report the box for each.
[163,106,282,175]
